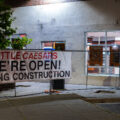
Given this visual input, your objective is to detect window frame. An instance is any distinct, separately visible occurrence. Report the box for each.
[41,41,66,50]
[85,31,120,77]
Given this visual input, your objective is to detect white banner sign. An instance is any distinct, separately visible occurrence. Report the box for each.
[0,50,71,83]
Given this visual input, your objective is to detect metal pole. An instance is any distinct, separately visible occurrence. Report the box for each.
[14,82,16,97]
[49,80,52,95]
[119,49,120,89]
[49,50,53,95]
[86,51,88,89]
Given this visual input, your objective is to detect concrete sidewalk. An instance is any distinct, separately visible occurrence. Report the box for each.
[0,94,120,120]
[0,82,120,100]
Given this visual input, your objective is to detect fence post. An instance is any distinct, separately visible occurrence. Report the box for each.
[14,82,17,97]
[119,49,120,89]
[49,50,53,95]
[86,64,88,89]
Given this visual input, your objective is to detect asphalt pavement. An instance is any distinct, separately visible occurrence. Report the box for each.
[96,103,120,114]
[0,94,120,120]
[0,83,120,120]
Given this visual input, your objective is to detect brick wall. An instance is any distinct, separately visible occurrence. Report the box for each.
[5,0,83,8]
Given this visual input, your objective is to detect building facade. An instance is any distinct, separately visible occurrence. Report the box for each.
[7,0,120,86]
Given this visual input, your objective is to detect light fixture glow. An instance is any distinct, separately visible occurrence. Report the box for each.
[41,2,67,15]
[112,45,118,50]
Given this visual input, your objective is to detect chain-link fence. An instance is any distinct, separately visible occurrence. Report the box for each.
[0,50,120,97]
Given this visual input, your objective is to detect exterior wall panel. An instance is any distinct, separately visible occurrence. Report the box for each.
[11,0,120,86]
